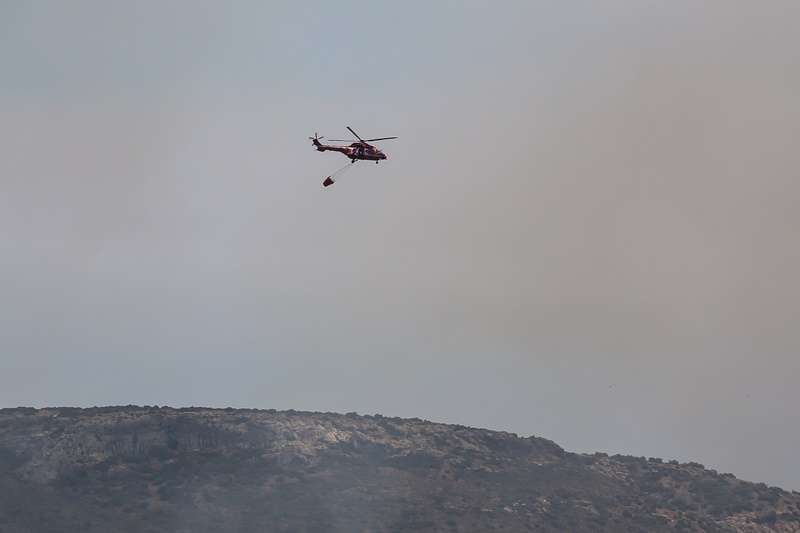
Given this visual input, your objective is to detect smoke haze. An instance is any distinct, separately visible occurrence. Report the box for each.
[2,1,799,490]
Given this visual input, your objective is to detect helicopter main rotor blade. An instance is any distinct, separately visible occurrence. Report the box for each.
[328,136,397,143]
[330,128,397,143]
[347,126,366,143]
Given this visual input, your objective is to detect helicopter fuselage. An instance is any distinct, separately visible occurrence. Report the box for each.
[313,139,386,162]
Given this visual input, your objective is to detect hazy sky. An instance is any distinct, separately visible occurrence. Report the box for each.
[2,1,799,491]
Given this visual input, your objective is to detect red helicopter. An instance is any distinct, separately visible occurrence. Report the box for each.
[310,126,396,186]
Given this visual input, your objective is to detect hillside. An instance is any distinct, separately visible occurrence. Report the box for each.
[1,406,798,532]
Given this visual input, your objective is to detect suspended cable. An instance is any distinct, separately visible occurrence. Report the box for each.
[323,161,356,187]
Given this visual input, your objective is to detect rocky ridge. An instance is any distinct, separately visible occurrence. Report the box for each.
[1,406,565,482]
[1,406,799,532]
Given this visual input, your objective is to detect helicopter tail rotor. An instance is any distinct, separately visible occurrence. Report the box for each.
[309,133,325,150]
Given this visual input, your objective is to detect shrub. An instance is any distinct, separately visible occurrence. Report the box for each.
[754,511,777,525]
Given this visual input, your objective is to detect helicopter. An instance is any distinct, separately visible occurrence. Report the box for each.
[310,126,396,163]
[310,127,397,187]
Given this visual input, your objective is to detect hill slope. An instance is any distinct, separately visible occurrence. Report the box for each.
[1,406,798,532]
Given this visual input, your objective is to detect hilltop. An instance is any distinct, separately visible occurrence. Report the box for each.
[1,406,799,532]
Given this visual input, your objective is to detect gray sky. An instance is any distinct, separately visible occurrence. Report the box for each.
[2,1,800,491]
